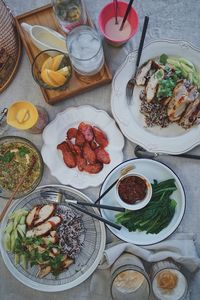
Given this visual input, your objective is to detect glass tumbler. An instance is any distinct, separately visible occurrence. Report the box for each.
[52,0,87,33]
[67,25,105,78]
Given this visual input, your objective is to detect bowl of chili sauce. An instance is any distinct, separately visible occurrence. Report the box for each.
[116,173,152,210]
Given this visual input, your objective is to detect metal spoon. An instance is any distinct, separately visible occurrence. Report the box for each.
[134,145,200,160]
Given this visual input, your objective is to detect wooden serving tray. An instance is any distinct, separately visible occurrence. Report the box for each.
[15,4,112,105]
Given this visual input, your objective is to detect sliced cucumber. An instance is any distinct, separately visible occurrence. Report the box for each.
[17,224,26,237]
[19,215,26,225]
[4,233,11,251]
[4,221,14,234]
[14,254,20,265]
[178,58,195,70]
[21,254,27,270]
[10,230,18,252]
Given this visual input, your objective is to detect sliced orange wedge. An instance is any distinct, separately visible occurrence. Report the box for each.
[51,54,64,71]
[47,69,66,85]
[41,57,53,73]
[41,69,66,87]
[57,66,71,76]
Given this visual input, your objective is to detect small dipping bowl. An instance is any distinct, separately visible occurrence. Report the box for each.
[98,1,139,47]
[32,49,72,91]
[116,172,152,210]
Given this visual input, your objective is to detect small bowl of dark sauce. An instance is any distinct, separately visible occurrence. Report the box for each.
[116,173,152,210]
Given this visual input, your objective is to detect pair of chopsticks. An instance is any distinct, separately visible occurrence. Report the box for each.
[0,157,36,223]
[114,0,135,31]
[42,190,124,230]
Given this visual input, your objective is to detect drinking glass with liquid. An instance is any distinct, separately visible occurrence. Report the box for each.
[67,25,105,77]
[52,0,87,33]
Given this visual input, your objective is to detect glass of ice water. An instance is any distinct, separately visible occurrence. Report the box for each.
[67,25,105,77]
[52,0,87,33]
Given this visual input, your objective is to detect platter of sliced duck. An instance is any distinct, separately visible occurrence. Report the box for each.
[0,185,106,291]
[111,39,200,154]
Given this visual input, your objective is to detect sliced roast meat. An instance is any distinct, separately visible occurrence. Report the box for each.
[37,265,51,278]
[43,235,58,244]
[26,221,52,238]
[26,206,40,228]
[146,69,164,102]
[179,98,200,129]
[34,204,55,226]
[187,86,199,102]
[136,60,153,86]
[167,81,190,122]
[62,257,74,269]
[48,216,62,227]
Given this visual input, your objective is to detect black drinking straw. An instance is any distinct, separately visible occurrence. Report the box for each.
[119,0,135,31]
[114,0,118,24]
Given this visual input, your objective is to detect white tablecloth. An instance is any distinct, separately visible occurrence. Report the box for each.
[1,0,200,299]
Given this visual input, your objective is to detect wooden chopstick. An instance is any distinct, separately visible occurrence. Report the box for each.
[0,157,36,223]
[69,203,121,230]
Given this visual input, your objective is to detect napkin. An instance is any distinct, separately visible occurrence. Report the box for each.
[90,233,200,300]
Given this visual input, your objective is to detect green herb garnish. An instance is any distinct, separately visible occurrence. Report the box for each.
[159,54,168,65]
[115,179,177,234]
[18,147,29,157]
[0,151,15,163]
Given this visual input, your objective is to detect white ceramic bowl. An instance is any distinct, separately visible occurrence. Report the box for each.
[115,172,152,210]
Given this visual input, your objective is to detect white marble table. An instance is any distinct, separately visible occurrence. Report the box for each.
[1,0,200,299]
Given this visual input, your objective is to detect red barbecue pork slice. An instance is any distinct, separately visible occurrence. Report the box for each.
[57,141,76,168]
[78,122,94,142]
[26,206,40,228]
[66,128,77,140]
[84,162,103,174]
[83,142,96,164]
[73,144,82,155]
[95,147,110,164]
[90,140,98,150]
[34,204,56,226]
[75,130,85,146]
[76,155,87,171]
[93,126,108,148]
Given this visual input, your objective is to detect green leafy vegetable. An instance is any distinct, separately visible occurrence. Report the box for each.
[0,151,15,163]
[115,179,177,234]
[18,147,29,157]
[159,54,168,65]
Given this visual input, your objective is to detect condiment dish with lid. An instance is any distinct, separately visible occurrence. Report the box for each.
[115,172,152,210]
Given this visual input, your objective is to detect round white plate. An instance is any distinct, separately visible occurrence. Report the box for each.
[41,105,124,189]
[0,185,106,292]
[99,159,185,245]
[111,39,200,154]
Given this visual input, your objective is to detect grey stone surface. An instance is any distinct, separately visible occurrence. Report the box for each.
[0,0,200,299]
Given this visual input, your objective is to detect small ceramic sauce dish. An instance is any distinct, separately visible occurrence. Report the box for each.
[116,172,152,210]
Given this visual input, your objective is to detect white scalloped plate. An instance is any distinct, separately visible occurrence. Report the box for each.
[41,105,124,189]
[111,39,200,154]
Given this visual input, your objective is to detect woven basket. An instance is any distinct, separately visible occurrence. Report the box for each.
[0,0,21,93]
